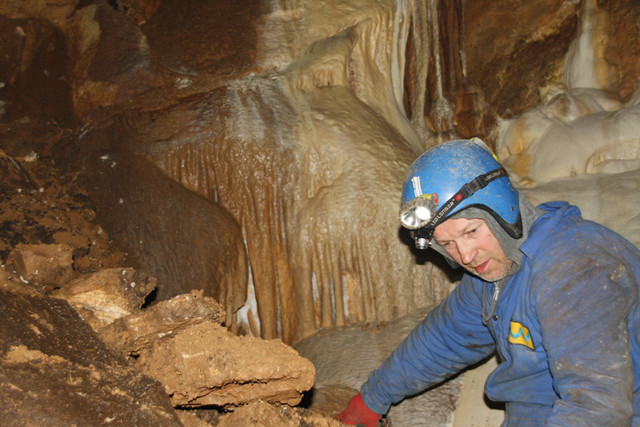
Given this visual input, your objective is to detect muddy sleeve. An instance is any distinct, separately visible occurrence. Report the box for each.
[360,278,495,414]
[537,264,634,426]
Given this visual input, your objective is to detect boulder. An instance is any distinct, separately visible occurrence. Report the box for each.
[135,320,315,407]
[98,290,226,355]
[99,290,315,408]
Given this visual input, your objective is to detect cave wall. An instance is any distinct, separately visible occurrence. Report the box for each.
[1,0,639,343]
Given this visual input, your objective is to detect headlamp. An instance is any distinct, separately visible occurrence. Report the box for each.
[399,194,437,230]
[399,167,509,250]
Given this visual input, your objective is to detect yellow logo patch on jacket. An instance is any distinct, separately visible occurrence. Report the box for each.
[508,321,534,350]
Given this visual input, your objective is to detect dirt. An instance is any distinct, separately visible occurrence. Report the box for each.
[0,121,126,281]
[0,118,342,426]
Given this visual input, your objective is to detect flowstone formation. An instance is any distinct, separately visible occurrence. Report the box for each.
[494,0,640,247]
[113,0,457,343]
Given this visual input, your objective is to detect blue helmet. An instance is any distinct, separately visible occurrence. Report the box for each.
[399,138,521,249]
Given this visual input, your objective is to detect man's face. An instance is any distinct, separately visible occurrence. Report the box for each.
[432,217,513,282]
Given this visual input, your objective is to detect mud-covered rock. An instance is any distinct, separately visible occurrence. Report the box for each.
[216,400,343,427]
[0,280,181,425]
[7,243,76,288]
[134,320,315,408]
[98,290,226,355]
[53,267,157,330]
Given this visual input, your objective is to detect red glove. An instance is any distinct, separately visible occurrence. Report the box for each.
[337,393,381,426]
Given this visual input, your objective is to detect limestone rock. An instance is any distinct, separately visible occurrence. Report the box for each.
[53,267,156,330]
[176,410,214,427]
[0,281,181,425]
[80,149,248,330]
[7,243,76,287]
[98,290,226,355]
[134,320,315,408]
[98,291,315,409]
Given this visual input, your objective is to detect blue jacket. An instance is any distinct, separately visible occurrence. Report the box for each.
[361,202,640,426]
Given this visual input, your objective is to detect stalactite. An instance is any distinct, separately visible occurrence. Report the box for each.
[407,0,430,141]
[562,0,617,92]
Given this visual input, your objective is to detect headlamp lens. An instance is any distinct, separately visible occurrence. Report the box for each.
[399,195,437,230]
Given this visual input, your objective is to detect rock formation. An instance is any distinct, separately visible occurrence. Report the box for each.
[1,0,640,425]
[2,0,639,346]
[97,292,315,408]
[0,154,328,425]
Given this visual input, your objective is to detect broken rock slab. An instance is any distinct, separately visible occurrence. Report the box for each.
[134,320,316,408]
[53,267,157,330]
[98,291,314,408]
[0,280,181,425]
[98,290,226,356]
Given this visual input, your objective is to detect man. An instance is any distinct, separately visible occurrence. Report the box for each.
[337,138,640,426]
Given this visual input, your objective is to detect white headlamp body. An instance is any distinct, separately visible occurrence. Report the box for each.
[399,194,437,230]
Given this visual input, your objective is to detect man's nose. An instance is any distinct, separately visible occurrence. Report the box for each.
[456,240,477,265]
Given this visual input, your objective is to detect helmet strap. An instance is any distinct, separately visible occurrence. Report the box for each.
[410,167,508,245]
[427,168,508,230]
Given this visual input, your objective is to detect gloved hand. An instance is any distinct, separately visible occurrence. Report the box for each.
[336,393,381,426]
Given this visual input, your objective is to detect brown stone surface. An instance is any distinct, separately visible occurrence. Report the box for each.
[53,267,157,329]
[78,147,248,329]
[460,0,579,135]
[601,2,640,100]
[0,147,125,274]
[98,290,226,355]
[0,281,181,426]
[7,243,75,287]
[140,0,265,76]
[134,320,315,408]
